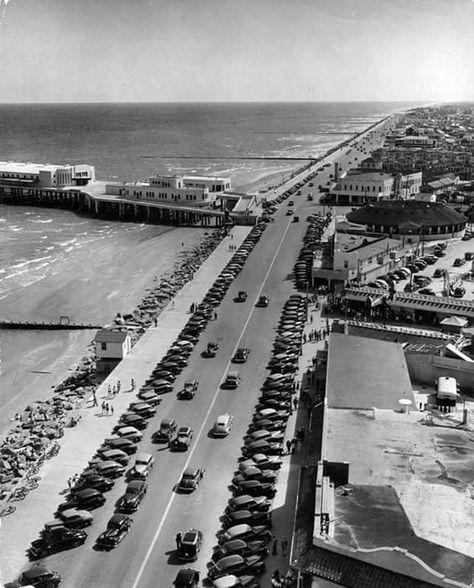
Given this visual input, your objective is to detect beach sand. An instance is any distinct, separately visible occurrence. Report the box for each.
[0,224,206,439]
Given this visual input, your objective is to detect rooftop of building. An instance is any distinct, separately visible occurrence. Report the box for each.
[323,333,474,586]
[334,231,400,255]
[325,333,413,411]
[0,161,72,174]
[346,200,467,228]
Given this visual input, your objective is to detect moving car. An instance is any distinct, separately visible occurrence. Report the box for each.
[234,290,248,303]
[5,566,61,588]
[232,348,250,364]
[173,568,200,588]
[213,414,235,437]
[177,528,204,562]
[202,342,219,358]
[178,467,205,493]
[96,514,132,549]
[29,525,87,559]
[117,480,148,513]
[221,371,241,389]
[128,452,155,480]
[152,418,177,443]
[255,296,269,308]
[178,380,199,400]
[171,427,194,451]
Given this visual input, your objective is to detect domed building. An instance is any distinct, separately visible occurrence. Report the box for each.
[346,200,467,241]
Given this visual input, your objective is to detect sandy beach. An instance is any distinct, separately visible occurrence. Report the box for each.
[0,223,207,439]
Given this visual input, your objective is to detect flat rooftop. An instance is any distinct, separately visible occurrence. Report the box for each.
[0,161,70,174]
[323,334,474,586]
[326,333,413,411]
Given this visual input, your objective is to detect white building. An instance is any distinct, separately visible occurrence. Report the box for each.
[328,170,422,205]
[0,161,95,188]
[94,329,131,373]
[105,174,231,208]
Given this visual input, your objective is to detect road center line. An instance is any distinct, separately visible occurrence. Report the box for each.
[132,217,294,588]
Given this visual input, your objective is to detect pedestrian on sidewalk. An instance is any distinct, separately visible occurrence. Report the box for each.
[154,315,158,327]
[107,384,111,396]
[310,314,313,323]
[110,405,114,416]
[286,439,292,454]
[272,536,278,555]
[291,438,297,454]
[281,536,288,556]
[293,397,298,411]
[67,477,72,490]
[91,391,98,407]
[131,378,135,391]
[214,311,218,320]
[105,403,109,415]
[101,401,106,415]
[117,380,121,393]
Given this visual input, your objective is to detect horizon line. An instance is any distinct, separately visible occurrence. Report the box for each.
[0,99,455,106]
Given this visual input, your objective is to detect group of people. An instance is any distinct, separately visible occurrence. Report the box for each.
[303,328,327,343]
[271,568,296,587]
[101,402,114,416]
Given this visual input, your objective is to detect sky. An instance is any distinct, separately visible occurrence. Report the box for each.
[0,0,473,103]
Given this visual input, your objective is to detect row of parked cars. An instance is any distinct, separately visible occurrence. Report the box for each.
[203,295,307,587]
[294,213,331,289]
[20,225,269,588]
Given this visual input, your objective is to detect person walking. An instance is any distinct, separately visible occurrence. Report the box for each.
[117,380,121,393]
[281,536,289,556]
[176,532,182,550]
[110,405,114,416]
[293,397,298,411]
[101,401,106,415]
[131,378,135,391]
[91,391,98,407]
[271,536,278,555]
[286,439,292,454]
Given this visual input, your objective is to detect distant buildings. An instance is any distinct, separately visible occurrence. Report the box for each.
[105,173,232,208]
[0,161,95,188]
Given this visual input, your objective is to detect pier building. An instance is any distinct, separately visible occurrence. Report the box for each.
[0,161,95,188]
[94,328,131,373]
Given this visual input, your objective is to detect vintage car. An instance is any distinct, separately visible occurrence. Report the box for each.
[96,514,132,549]
[29,525,87,559]
[171,427,194,451]
[178,467,205,493]
[152,418,177,443]
[178,380,199,400]
[177,528,204,562]
[117,479,148,513]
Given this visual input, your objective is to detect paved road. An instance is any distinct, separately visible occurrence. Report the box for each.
[40,191,313,587]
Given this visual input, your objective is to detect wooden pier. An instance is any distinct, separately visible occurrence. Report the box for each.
[0,320,101,330]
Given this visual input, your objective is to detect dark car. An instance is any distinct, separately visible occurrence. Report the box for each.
[152,418,177,442]
[212,538,269,562]
[55,508,94,529]
[173,568,200,588]
[57,488,106,513]
[101,437,137,455]
[242,440,283,457]
[5,566,61,588]
[117,412,147,430]
[256,296,269,308]
[96,514,132,549]
[177,380,198,400]
[208,553,266,580]
[178,467,205,493]
[234,290,248,303]
[223,510,272,529]
[232,348,250,364]
[233,466,277,486]
[29,525,87,559]
[177,529,204,562]
[201,342,219,358]
[73,474,114,494]
[171,427,194,451]
[128,401,156,418]
[232,479,276,499]
[117,480,147,513]
[226,495,271,513]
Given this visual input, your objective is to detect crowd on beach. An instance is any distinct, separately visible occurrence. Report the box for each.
[0,227,226,506]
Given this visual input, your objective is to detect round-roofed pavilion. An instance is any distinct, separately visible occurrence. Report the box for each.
[346,200,467,241]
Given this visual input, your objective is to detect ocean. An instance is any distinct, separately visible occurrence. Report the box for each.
[0,101,418,434]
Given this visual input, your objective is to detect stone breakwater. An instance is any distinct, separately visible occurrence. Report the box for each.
[0,228,225,499]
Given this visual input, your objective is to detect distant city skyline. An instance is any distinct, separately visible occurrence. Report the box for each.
[0,0,472,103]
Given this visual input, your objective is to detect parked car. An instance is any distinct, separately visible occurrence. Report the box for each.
[96,514,132,550]
[212,538,269,563]
[454,258,465,267]
[178,467,205,493]
[117,479,148,513]
[100,437,137,455]
[29,525,87,559]
[226,495,271,514]
[232,480,276,499]
[129,401,156,418]
[153,418,177,442]
[73,473,114,494]
[239,454,283,471]
[114,426,143,443]
[56,508,94,529]
[90,460,126,479]
[5,566,61,588]
[137,389,162,406]
[117,412,147,430]
[57,488,106,513]
[233,466,276,486]
[208,554,266,580]
[171,427,194,451]
[94,449,130,467]
[173,568,200,588]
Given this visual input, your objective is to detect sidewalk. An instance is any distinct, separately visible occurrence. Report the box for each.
[0,226,252,582]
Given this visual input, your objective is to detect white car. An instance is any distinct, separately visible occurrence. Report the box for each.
[213,414,234,437]
[129,452,154,480]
